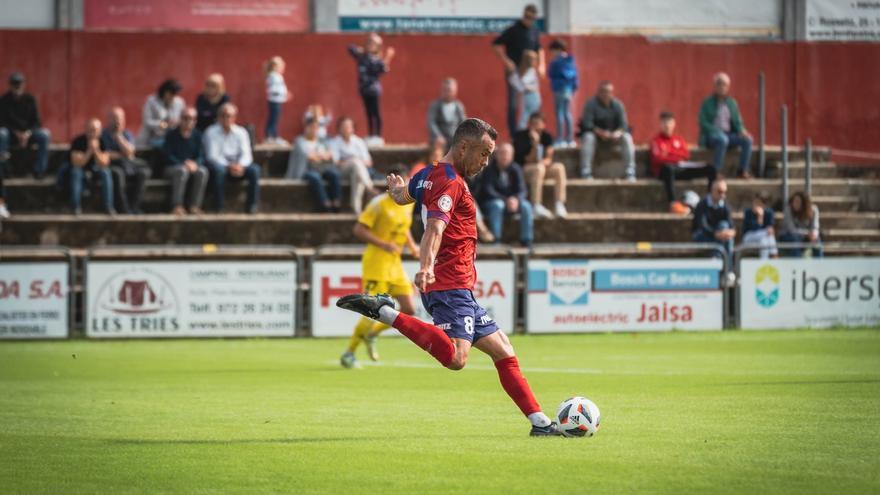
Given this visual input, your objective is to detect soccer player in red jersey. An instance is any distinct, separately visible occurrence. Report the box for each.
[337,118,559,436]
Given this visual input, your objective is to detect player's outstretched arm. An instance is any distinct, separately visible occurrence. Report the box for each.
[415,218,445,292]
[387,174,414,205]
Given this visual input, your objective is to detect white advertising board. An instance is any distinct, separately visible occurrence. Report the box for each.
[569,0,781,38]
[338,0,542,33]
[806,0,880,41]
[739,257,880,329]
[311,260,515,337]
[0,262,69,339]
[527,259,724,333]
[86,261,296,338]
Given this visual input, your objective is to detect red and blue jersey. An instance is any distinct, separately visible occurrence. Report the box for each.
[407,162,478,292]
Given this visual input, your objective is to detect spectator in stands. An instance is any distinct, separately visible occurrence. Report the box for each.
[0,72,51,179]
[579,80,635,180]
[102,107,151,215]
[691,179,735,260]
[66,118,114,215]
[649,111,715,214]
[493,3,544,137]
[509,50,542,131]
[780,192,823,257]
[742,192,778,259]
[477,143,533,246]
[329,116,376,215]
[204,103,260,214]
[547,39,578,147]
[196,73,229,133]
[411,136,447,175]
[426,78,466,144]
[304,104,332,141]
[138,79,185,148]
[264,56,290,145]
[699,72,753,178]
[348,33,395,145]
[287,116,340,212]
[162,107,208,216]
[513,112,567,219]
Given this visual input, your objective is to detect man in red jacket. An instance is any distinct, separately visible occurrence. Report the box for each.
[650,111,715,214]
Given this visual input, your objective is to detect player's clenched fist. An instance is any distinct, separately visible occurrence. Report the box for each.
[414,268,435,292]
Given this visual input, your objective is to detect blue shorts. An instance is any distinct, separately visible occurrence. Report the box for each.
[420,289,499,343]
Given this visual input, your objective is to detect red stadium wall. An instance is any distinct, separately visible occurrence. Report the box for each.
[0,30,878,154]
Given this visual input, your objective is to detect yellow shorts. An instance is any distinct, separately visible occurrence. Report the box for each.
[363,278,413,297]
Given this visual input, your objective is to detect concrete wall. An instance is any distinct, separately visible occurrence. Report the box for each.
[0,30,878,153]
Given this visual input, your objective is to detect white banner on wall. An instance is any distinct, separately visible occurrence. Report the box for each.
[311,260,515,337]
[0,262,69,339]
[806,0,880,41]
[338,0,542,33]
[527,258,724,333]
[569,0,781,38]
[86,261,296,338]
[739,257,880,329]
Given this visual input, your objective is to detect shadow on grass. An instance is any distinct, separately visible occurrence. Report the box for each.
[715,379,880,387]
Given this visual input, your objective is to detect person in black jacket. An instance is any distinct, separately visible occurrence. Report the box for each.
[476,143,533,246]
[691,179,735,259]
[0,72,51,178]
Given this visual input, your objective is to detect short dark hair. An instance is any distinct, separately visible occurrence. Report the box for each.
[524,4,538,15]
[549,39,567,51]
[659,111,675,121]
[336,115,354,131]
[753,191,770,204]
[157,79,182,98]
[598,80,612,90]
[451,118,497,147]
[528,112,545,122]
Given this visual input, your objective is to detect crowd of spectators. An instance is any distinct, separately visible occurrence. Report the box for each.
[0,4,825,258]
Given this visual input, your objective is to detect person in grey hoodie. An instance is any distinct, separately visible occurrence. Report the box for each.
[138,79,185,148]
[780,192,822,257]
[426,78,466,145]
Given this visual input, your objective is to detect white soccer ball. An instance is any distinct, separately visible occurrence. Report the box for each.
[556,396,601,437]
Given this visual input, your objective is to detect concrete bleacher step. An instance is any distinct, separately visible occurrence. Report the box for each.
[6,177,879,215]
[4,143,831,181]
[824,229,880,242]
[766,161,838,178]
[2,211,876,247]
[810,195,860,212]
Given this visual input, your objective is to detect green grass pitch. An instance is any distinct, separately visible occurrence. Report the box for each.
[2,329,879,494]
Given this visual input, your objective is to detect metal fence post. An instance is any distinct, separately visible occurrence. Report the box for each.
[758,72,766,177]
[781,105,789,204]
[805,138,813,197]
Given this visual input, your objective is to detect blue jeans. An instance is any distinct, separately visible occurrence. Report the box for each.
[481,197,534,245]
[266,101,282,139]
[707,131,752,172]
[553,89,574,143]
[62,162,114,211]
[0,127,50,177]
[303,167,342,211]
[505,76,518,138]
[779,232,823,258]
[209,163,261,212]
[519,91,542,131]
[692,220,733,261]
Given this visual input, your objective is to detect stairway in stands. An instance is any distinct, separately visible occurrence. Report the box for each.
[1,144,877,246]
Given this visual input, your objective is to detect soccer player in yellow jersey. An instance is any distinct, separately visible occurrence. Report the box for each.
[340,184,420,369]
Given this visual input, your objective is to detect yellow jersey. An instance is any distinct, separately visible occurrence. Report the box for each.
[358,193,414,283]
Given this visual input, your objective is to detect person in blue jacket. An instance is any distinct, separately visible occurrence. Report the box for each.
[547,39,579,147]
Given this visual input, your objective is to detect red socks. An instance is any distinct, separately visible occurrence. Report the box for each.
[392,312,455,367]
[494,356,541,417]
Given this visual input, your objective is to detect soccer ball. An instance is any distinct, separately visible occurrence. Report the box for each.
[556,396,601,437]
